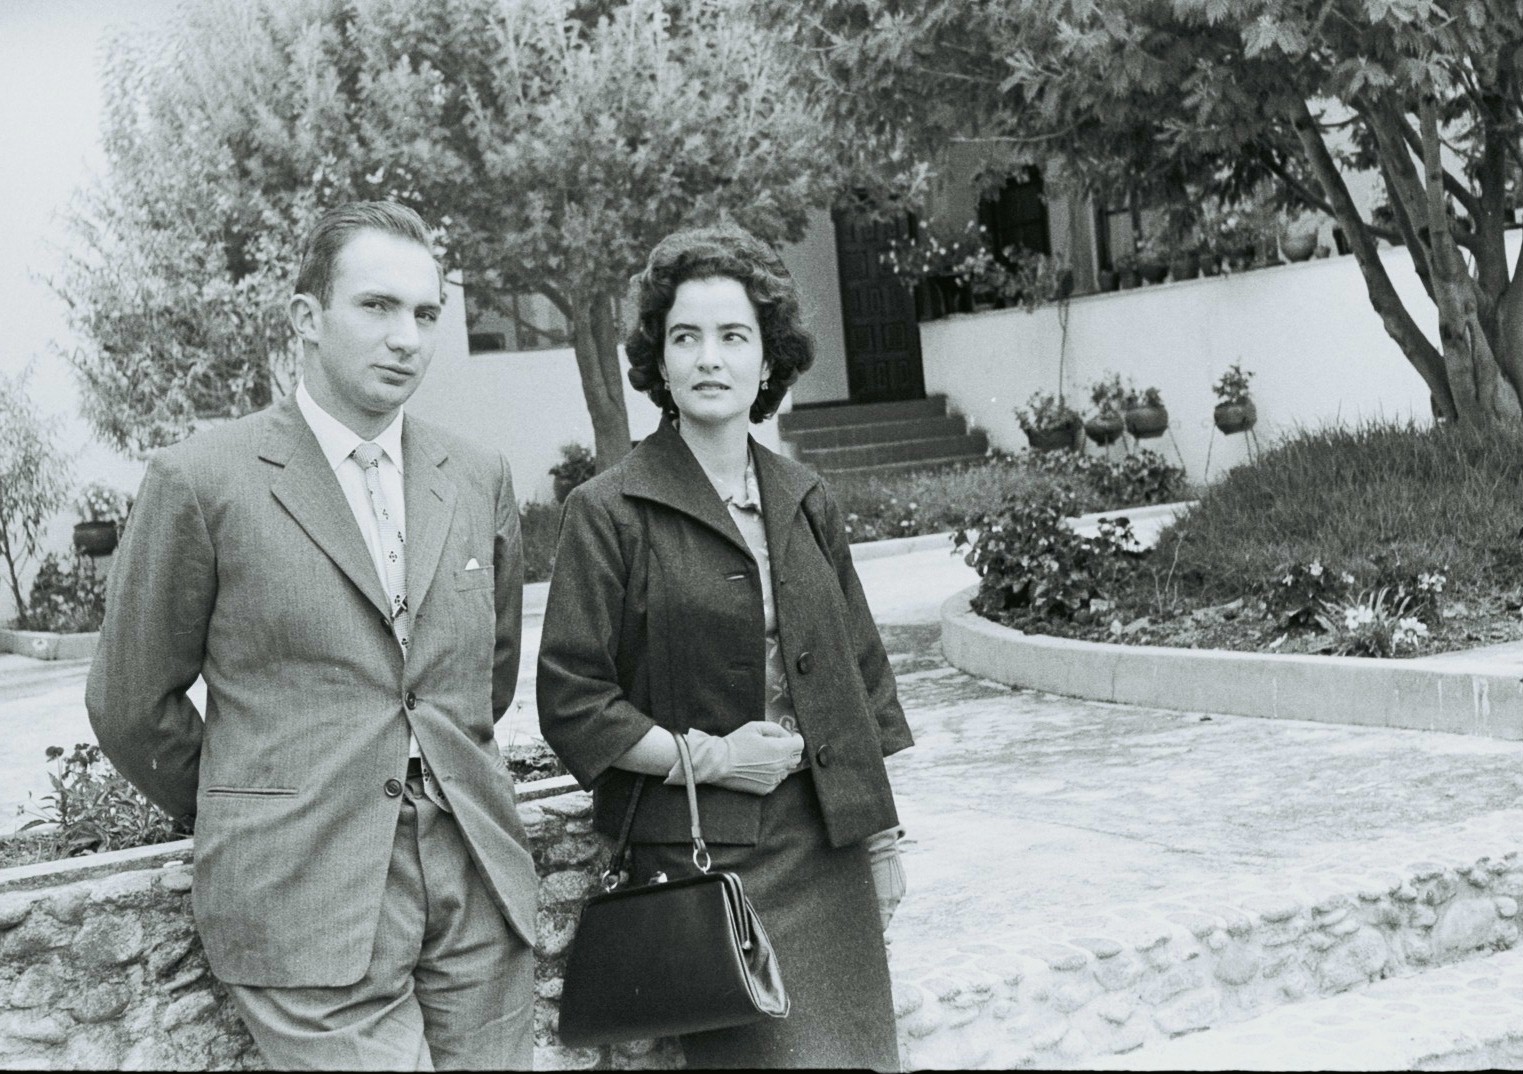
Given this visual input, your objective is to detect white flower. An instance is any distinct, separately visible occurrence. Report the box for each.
[1308,561,1323,578]
[1397,617,1429,638]
[1282,574,1294,586]
[1340,572,1355,585]
[1343,606,1375,629]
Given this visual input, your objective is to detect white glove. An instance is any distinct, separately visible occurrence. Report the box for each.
[664,723,805,795]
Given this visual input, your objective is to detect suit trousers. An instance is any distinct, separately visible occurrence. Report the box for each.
[226,781,535,1070]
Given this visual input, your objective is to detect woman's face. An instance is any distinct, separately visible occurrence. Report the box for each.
[660,276,768,430]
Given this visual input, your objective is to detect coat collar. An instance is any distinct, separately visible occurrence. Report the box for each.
[621,419,820,561]
[259,395,457,627]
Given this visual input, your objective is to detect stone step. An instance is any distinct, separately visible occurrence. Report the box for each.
[779,395,948,432]
[786,414,970,450]
[1089,944,1523,1070]
[799,431,989,472]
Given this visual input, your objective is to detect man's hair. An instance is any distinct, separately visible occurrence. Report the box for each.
[295,201,439,306]
[625,224,814,424]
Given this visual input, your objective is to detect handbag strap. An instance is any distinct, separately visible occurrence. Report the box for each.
[599,731,712,890]
[672,731,712,874]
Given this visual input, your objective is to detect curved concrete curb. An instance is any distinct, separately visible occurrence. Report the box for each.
[941,585,1523,740]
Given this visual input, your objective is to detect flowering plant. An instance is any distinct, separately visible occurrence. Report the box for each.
[1265,559,1355,630]
[1122,383,1164,410]
[1213,363,1254,407]
[1323,588,1430,657]
[1088,372,1127,417]
[1015,390,1081,434]
[882,221,992,287]
[75,482,132,523]
[1002,249,1072,311]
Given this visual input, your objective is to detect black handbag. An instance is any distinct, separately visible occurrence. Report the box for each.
[556,733,790,1048]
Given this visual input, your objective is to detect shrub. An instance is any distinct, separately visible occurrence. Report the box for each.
[25,552,107,634]
[18,744,180,857]
[0,367,74,628]
[955,489,1144,622]
[549,443,596,502]
[520,502,562,584]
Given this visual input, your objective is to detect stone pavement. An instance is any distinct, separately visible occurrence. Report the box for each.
[5,537,1523,1066]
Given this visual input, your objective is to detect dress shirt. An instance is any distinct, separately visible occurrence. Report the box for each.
[295,382,418,758]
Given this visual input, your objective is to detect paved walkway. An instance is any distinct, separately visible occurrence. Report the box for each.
[6,537,1523,1063]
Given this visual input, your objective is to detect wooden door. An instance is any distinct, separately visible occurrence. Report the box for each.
[832,206,925,403]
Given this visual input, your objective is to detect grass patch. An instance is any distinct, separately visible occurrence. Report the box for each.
[1153,419,1523,604]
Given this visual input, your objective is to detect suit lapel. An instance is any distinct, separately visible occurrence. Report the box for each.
[261,398,393,621]
[401,417,457,623]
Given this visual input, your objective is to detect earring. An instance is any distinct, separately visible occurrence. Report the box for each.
[663,378,671,390]
[761,378,770,390]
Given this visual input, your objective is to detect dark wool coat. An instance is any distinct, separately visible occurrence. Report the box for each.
[537,420,913,849]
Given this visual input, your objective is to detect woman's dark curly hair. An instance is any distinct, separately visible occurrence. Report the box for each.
[626,224,814,423]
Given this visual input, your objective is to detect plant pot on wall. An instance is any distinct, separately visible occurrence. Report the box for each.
[1281,233,1317,261]
[1138,261,1169,285]
[1097,270,1119,293]
[912,280,943,322]
[1213,401,1258,435]
[1024,418,1083,452]
[1168,252,1200,281]
[1084,413,1125,446]
[933,275,973,315]
[1124,404,1169,439]
[72,521,119,557]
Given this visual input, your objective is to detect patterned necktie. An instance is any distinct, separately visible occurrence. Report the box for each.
[352,442,410,653]
[352,443,449,812]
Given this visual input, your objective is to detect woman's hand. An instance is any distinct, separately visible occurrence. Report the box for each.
[665,722,804,795]
[865,827,906,931]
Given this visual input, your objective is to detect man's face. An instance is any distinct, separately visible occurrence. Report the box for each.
[292,228,443,434]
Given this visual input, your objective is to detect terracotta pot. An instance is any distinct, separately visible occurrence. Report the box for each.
[1139,261,1169,285]
[1118,268,1140,289]
[1097,270,1119,293]
[934,275,973,314]
[1213,401,1258,435]
[1169,252,1200,281]
[73,521,118,557]
[1084,414,1125,446]
[1124,404,1169,439]
[913,280,942,321]
[1024,418,1082,452]
[1281,233,1317,261]
[1199,255,1222,278]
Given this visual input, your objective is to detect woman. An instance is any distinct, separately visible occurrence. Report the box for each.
[537,224,913,1070]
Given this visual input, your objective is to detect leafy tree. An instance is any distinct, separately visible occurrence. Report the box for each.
[59,0,839,468]
[0,368,75,628]
[773,0,1523,428]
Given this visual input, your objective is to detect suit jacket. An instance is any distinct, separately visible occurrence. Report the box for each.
[86,395,538,988]
[537,419,913,850]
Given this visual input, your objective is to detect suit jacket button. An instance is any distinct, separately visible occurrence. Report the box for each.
[814,744,832,768]
[384,778,403,797]
[795,651,813,674]
[405,692,417,710]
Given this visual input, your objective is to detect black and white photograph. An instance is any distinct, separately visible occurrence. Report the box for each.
[2,0,1522,1069]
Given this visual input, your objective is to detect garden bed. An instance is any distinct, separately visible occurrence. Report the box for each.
[964,421,1523,661]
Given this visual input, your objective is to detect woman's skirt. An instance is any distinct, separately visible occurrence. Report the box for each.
[628,770,899,1071]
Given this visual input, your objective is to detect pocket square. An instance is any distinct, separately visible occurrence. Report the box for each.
[464,558,483,571]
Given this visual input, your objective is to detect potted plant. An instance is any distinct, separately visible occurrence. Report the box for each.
[1212,362,1257,434]
[1096,267,1120,292]
[1279,222,1318,262]
[72,482,132,557]
[1122,384,1169,439]
[1084,373,1127,446]
[549,442,596,503]
[1016,390,1083,452]
[1136,235,1169,284]
[1114,251,1140,290]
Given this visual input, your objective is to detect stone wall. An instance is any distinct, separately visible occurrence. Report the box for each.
[2,779,1519,1070]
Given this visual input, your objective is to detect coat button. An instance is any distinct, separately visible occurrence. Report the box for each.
[405,692,417,710]
[384,778,403,797]
[814,744,832,768]
[795,651,813,674]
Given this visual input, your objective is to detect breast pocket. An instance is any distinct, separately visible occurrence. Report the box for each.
[455,566,494,591]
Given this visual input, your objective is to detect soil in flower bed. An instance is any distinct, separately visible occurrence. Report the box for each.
[993,589,1523,659]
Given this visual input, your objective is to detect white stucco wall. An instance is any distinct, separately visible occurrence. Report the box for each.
[921,236,1521,483]
[780,209,850,406]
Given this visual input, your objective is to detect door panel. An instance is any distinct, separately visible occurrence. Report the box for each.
[832,207,926,403]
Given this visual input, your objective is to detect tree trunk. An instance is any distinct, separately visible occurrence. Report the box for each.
[0,523,30,630]
[570,291,633,473]
[1292,101,1458,419]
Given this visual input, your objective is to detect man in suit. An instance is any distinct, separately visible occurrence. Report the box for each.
[87,201,539,1070]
